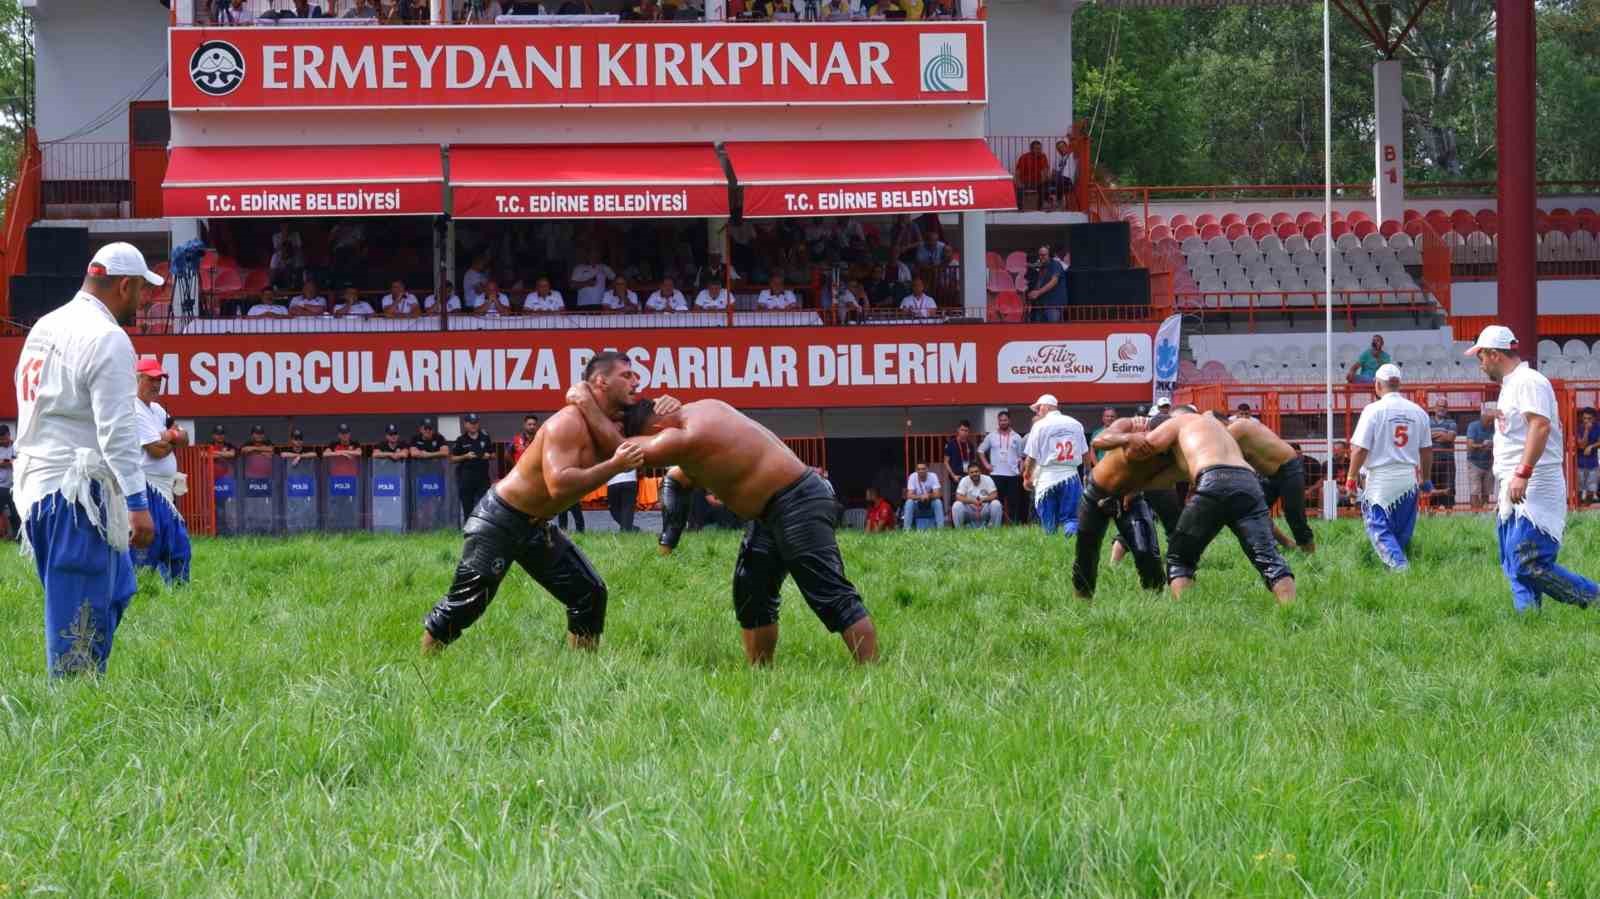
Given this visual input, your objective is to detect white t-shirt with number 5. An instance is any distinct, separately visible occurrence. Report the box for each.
[1350,391,1431,506]
[1023,410,1088,495]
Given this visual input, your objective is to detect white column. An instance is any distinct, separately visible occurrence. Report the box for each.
[1373,60,1405,223]
[436,416,462,441]
[961,211,987,318]
[432,0,447,23]
[175,0,196,25]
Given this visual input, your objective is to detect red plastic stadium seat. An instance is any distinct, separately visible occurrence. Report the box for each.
[1225,222,1247,240]
[1169,214,1191,229]
[1246,212,1267,228]
[1276,221,1299,240]
[985,251,1004,271]
[1331,219,1351,239]
[1303,221,1325,239]
[1347,210,1371,225]
[1149,225,1172,242]
[1453,220,1476,238]
[1379,219,1401,238]
[1474,209,1496,228]
[1220,213,1242,228]
[1146,214,1166,229]
[1404,219,1427,238]
[1199,223,1223,240]
[1175,224,1198,240]
[1551,207,1572,217]
[1295,211,1319,228]
[1352,220,1377,239]
[993,291,1023,322]
[1403,209,1422,222]
[1270,212,1292,227]
[1195,213,1218,228]
[1251,222,1273,240]
[1576,207,1597,217]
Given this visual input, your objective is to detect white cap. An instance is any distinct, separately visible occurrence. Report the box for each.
[1155,396,1172,408]
[1374,363,1402,382]
[1030,393,1058,411]
[88,242,163,286]
[1464,324,1516,355]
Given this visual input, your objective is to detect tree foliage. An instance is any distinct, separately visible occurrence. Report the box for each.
[0,0,33,205]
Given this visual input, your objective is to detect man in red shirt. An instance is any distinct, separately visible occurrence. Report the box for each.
[1014,140,1050,207]
[510,414,540,462]
[864,486,895,532]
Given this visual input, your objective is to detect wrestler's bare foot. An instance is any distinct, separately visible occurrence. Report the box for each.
[567,632,600,651]
[420,630,445,655]
[1074,589,1093,602]
[658,544,673,556]
[1298,542,1317,555]
[1169,576,1193,600]
[841,617,878,664]
[742,624,779,666]
[1110,540,1127,565]
[1270,577,1296,606]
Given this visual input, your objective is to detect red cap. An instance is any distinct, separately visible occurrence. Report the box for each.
[135,357,167,378]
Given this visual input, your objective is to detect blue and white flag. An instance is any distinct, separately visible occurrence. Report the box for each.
[1153,313,1183,404]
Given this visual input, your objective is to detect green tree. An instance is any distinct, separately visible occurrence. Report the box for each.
[0,0,34,207]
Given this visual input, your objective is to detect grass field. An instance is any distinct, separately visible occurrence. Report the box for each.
[3,514,1600,896]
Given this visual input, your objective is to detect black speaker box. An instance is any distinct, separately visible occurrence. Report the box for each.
[9,274,82,322]
[1065,222,1131,270]
[1066,267,1150,308]
[25,226,91,277]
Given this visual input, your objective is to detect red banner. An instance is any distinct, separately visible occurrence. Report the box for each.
[169,22,987,110]
[741,178,1014,218]
[163,181,444,218]
[452,184,728,219]
[0,324,1154,418]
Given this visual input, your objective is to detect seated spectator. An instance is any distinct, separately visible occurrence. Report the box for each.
[781,239,812,284]
[523,277,566,312]
[914,230,952,268]
[1578,406,1600,504]
[1013,140,1050,207]
[425,279,461,314]
[332,287,375,318]
[290,0,328,16]
[899,277,938,318]
[868,0,903,17]
[1346,334,1390,384]
[382,280,422,318]
[757,274,798,311]
[902,462,944,529]
[240,425,274,456]
[505,0,548,12]
[218,0,255,24]
[833,278,865,324]
[372,425,410,460]
[864,486,895,532]
[900,0,925,16]
[1052,138,1078,210]
[471,279,516,317]
[630,0,664,19]
[695,278,731,311]
[246,292,289,318]
[923,0,953,17]
[288,281,327,317]
[269,222,303,289]
[601,276,641,312]
[819,0,852,19]
[645,277,688,313]
[570,255,616,311]
[344,0,381,17]
[952,461,1002,528]
[279,428,317,466]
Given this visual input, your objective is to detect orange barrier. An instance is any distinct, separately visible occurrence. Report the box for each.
[1452,314,1600,340]
[0,129,41,319]
[784,436,827,471]
[174,446,218,537]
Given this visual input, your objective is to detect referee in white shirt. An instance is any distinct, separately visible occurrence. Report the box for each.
[14,243,159,676]
[1466,325,1598,611]
[132,358,191,584]
[1347,363,1432,571]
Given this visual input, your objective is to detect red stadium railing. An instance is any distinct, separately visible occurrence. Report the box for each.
[0,129,42,319]
[174,446,219,537]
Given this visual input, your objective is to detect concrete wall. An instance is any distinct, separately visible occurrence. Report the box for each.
[1452,279,1600,317]
[31,0,168,148]
[984,0,1075,139]
[1139,196,1599,225]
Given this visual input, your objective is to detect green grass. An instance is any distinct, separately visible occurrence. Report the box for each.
[2,515,1600,896]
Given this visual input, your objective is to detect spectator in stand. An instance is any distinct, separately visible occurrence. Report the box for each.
[863,486,895,533]
[899,277,938,318]
[1463,402,1497,511]
[601,276,641,313]
[1230,403,1254,422]
[833,278,865,324]
[902,462,944,529]
[288,280,327,317]
[570,254,615,311]
[510,414,539,461]
[953,462,1003,528]
[1428,396,1458,507]
[344,0,381,17]
[914,231,952,268]
[450,413,494,523]
[382,280,422,318]
[943,420,981,491]
[695,276,731,311]
[247,292,289,318]
[472,279,516,317]
[646,277,689,313]
[332,287,376,318]
[1052,138,1078,211]
[1087,406,1117,465]
[410,417,449,461]
[372,424,410,460]
[524,277,566,313]
[462,254,491,303]
[1025,244,1068,323]
[757,275,799,311]
[425,279,461,315]
[269,223,303,289]
[0,425,17,541]
[291,0,328,16]
[219,0,255,24]
[606,468,639,531]
[280,428,316,467]
[979,409,1026,523]
[1578,406,1600,504]
[1347,334,1390,384]
[923,0,953,17]
[1013,140,1051,208]
[868,0,902,17]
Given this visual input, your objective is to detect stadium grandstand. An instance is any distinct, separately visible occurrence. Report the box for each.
[0,0,1593,539]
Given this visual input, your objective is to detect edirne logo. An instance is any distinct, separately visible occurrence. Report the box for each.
[919,34,967,92]
[190,40,245,96]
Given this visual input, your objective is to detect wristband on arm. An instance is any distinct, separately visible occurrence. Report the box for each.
[1344,477,1358,494]
[125,491,149,512]
[1515,464,1534,479]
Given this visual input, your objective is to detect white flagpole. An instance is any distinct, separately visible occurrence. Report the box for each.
[1321,0,1338,521]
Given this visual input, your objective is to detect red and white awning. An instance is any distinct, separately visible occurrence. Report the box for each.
[449,144,730,219]
[724,139,1016,219]
[162,145,445,217]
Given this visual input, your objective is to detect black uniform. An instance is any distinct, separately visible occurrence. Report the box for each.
[733,472,869,634]
[1072,476,1166,598]
[452,430,494,522]
[423,489,607,644]
[1257,455,1315,548]
[1167,465,1293,587]
[412,433,448,456]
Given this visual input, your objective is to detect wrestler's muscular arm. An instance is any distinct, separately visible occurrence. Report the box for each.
[564,384,681,456]
[541,414,643,500]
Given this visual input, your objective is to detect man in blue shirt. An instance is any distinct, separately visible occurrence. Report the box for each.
[1463,402,1497,511]
[1024,244,1068,323]
[1578,406,1600,504]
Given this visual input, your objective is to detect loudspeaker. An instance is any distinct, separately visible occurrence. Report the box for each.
[1066,267,1150,308]
[9,274,82,323]
[25,226,91,276]
[1065,222,1131,271]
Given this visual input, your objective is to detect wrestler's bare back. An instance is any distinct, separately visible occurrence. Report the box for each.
[1148,413,1248,474]
[1227,418,1296,475]
[633,400,809,520]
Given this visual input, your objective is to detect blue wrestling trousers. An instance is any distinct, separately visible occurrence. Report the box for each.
[1497,515,1599,613]
[130,488,191,585]
[1362,489,1419,571]
[1035,477,1083,536]
[23,487,137,676]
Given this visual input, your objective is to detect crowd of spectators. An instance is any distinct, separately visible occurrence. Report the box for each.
[205,0,972,23]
